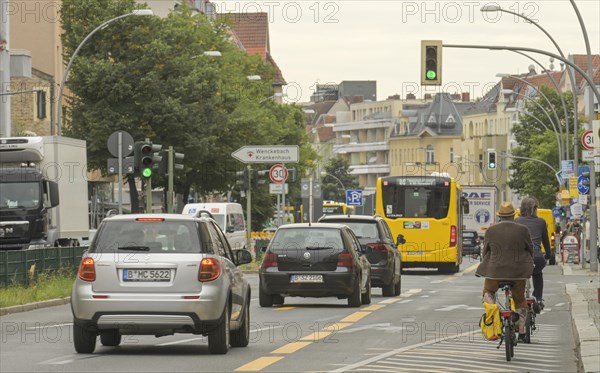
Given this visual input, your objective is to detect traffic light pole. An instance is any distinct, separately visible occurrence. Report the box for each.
[167,146,174,213]
[246,164,252,254]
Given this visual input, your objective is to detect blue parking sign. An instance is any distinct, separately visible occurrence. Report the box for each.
[346,190,363,206]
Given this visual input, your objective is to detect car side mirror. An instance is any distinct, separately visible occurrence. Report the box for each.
[396,234,406,245]
[226,226,235,233]
[234,249,253,266]
[462,197,470,214]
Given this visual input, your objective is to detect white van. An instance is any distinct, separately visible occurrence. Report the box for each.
[182,203,247,250]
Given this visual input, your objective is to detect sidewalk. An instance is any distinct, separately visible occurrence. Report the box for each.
[562,260,600,373]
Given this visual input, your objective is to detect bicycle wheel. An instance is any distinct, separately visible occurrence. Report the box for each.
[504,320,512,361]
[525,312,533,343]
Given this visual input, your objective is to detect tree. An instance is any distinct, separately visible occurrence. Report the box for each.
[321,156,359,202]
[60,1,316,214]
[508,85,576,208]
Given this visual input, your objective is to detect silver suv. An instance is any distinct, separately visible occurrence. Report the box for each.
[71,214,253,354]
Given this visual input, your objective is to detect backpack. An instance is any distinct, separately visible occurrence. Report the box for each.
[479,302,503,341]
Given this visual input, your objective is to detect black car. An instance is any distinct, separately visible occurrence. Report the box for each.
[258,223,371,307]
[462,230,481,258]
[318,214,401,296]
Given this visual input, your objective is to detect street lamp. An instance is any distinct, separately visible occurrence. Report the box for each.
[480,4,580,170]
[506,107,563,165]
[57,9,154,136]
[497,73,565,160]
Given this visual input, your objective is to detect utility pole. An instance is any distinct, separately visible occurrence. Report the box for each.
[246,164,252,254]
[0,0,11,137]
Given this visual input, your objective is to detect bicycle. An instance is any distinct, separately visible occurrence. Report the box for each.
[523,279,538,344]
[496,281,519,361]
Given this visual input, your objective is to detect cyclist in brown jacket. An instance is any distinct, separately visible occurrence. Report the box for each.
[476,202,534,341]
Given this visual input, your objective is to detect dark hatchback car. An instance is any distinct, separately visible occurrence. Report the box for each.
[318,215,401,296]
[462,230,481,258]
[258,223,371,307]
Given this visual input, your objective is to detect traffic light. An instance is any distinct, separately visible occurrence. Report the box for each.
[559,207,566,218]
[236,169,249,190]
[487,149,497,170]
[288,167,297,182]
[135,142,162,179]
[421,40,442,86]
[254,170,268,188]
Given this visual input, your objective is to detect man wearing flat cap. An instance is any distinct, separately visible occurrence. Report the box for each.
[476,201,534,341]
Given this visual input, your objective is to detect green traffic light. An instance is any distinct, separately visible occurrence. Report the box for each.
[142,168,152,178]
[426,70,437,80]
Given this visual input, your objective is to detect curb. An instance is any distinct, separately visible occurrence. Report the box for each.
[0,297,70,317]
[565,281,600,373]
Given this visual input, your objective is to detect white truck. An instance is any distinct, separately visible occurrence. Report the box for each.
[462,185,498,238]
[0,136,90,250]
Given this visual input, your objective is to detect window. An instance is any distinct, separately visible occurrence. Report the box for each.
[426,145,435,164]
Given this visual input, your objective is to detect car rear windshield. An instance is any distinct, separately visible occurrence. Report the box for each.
[321,220,378,239]
[89,221,202,253]
[271,228,343,251]
[463,232,477,238]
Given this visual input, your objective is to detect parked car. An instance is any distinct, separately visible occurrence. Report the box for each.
[318,215,401,296]
[462,230,481,259]
[259,223,371,307]
[71,214,253,354]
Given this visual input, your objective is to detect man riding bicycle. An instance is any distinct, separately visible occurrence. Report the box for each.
[515,197,552,311]
[476,202,534,343]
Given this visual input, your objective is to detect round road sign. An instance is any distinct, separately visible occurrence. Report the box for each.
[269,164,288,183]
[582,129,594,150]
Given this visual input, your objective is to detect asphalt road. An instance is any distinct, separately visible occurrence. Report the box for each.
[0,258,578,373]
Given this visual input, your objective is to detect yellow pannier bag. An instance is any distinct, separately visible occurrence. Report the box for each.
[479,302,503,341]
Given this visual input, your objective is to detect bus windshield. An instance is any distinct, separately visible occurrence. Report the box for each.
[381,182,450,219]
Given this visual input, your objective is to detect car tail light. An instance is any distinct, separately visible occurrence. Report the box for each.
[198,258,221,282]
[261,252,278,268]
[135,217,165,222]
[337,252,354,267]
[551,232,555,241]
[367,243,389,252]
[78,257,96,282]
[450,226,457,247]
[475,237,481,244]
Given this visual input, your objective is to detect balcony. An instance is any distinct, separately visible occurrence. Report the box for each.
[333,142,388,154]
[349,164,390,175]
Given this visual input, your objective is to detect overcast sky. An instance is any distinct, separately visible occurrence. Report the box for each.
[212,0,600,103]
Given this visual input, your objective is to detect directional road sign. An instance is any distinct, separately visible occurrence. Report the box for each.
[232,145,299,163]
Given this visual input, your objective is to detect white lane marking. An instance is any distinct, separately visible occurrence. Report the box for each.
[328,330,479,372]
[397,299,414,304]
[554,302,565,307]
[434,304,481,311]
[26,322,73,330]
[39,355,76,365]
[157,337,204,346]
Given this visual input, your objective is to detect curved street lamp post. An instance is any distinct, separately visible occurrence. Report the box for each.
[57,9,154,136]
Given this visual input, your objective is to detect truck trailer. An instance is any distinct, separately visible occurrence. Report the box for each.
[461,185,498,238]
[0,136,90,250]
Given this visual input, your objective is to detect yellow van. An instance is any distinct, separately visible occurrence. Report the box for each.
[515,208,556,252]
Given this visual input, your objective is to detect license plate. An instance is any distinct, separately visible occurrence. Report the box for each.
[123,269,171,282]
[290,274,323,283]
[407,251,424,255]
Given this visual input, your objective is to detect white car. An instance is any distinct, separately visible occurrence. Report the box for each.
[71,214,252,354]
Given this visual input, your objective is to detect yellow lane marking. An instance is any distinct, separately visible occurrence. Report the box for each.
[231,311,241,319]
[300,331,332,342]
[322,322,352,331]
[234,356,285,371]
[363,304,385,311]
[462,262,479,274]
[340,311,370,323]
[273,306,296,311]
[271,341,312,354]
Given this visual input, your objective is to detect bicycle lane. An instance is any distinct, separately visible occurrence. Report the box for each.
[329,264,577,373]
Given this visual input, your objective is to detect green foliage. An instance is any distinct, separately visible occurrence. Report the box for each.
[321,157,359,202]
[508,86,575,208]
[59,0,316,214]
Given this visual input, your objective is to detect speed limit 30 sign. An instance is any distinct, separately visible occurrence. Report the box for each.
[582,129,594,150]
[269,164,288,183]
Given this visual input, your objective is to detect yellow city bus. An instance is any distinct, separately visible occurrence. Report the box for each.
[322,201,356,216]
[375,174,469,273]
